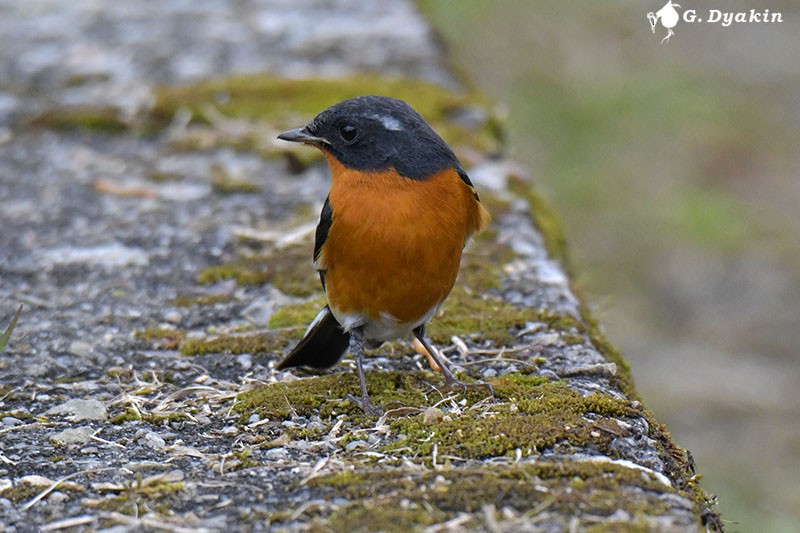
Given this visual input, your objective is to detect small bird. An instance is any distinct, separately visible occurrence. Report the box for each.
[276,95,491,415]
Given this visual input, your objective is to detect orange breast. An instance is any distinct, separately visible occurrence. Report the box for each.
[319,155,489,328]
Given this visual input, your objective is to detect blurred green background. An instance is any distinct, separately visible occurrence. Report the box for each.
[421,1,800,531]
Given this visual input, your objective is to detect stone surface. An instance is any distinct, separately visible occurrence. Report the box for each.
[0,1,715,531]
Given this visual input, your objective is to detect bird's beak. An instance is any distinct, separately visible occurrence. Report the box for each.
[277,127,329,145]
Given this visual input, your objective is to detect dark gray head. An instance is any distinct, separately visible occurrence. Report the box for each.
[278,95,460,180]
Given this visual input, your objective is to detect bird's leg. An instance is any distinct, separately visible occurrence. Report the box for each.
[345,327,383,416]
[413,325,494,398]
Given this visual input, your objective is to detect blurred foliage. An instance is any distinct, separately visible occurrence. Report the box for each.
[421,1,800,531]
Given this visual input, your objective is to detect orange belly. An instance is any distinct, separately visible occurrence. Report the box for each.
[319,157,488,339]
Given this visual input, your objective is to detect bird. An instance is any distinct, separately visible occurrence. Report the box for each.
[275,95,491,415]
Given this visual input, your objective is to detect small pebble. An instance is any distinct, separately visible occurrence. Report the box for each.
[236,353,252,370]
[264,448,289,461]
[69,340,94,357]
[164,310,182,324]
[307,420,326,432]
[140,432,166,450]
[47,491,68,505]
[345,440,368,452]
[51,426,94,445]
[46,399,108,421]
[1,417,22,427]
[423,407,444,425]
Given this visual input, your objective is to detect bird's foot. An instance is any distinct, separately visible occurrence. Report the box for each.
[345,393,384,417]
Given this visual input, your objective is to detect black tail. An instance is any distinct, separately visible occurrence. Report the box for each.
[276,306,349,370]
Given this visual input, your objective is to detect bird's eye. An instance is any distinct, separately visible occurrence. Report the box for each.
[339,124,358,143]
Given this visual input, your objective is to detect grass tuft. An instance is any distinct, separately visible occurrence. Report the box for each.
[0,305,22,354]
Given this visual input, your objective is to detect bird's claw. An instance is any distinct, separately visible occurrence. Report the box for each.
[345,393,384,417]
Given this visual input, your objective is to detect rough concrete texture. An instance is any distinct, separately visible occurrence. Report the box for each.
[0,1,717,531]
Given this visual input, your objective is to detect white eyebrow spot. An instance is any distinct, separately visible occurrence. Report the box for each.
[371,114,403,131]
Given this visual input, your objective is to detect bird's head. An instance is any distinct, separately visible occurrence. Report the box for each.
[278,95,459,180]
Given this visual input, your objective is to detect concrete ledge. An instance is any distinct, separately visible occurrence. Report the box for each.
[0,1,719,530]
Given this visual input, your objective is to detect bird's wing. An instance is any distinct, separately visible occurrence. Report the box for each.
[314,194,333,289]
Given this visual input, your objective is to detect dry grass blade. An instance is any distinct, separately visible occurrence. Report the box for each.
[0,304,22,354]
[21,467,118,511]
[100,511,214,533]
[40,515,96,531]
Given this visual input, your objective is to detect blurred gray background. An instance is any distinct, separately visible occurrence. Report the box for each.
[421,1,799,531]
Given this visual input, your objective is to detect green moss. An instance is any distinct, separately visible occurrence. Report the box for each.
[147,171,183,183]
[27,74,500,171]
[196,260,270,286]
[235,371,435,421]
[85,481,187,515]
[235,369,638,465]
[324,501,446,532]
[134,327,184,350]
[179,331,295,357]
[230,447,260,469]
[28,106,129,133]
[211,165,261,195]
[386,379,636,460]
[457,231,514,293]
[169,294,236,307]
[109,407,189,425]
[0,410,32,421]
[148,74,499,156]
[268,296,326,329]
[196,245,318,295]
[109,407,143,424]
[0,484,47,504]
[428,289,527,346]
[307,460,677,530]
[266,245,320,297]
